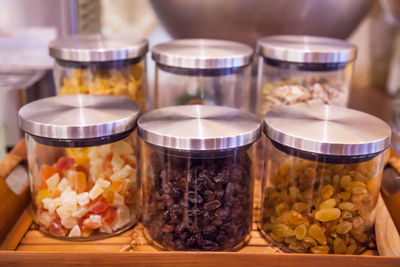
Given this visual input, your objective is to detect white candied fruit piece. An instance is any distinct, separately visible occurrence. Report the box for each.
[89,159,103,181]
[111,155,125,172]
[89,214,103,225]
[57,178,69,192]
[37,211,52,228]
[53,197,63,207]
[96,178,111,188]
[112,204,131,231]
[122,178,133,193]
[61,189,78,207]
[113,193,125,206]
[62,216,78,229]
[42,198,56,214]
[46,173,60,191]
[72,207,88,218]
[99,224,113,234]
[77,192,90,206]
[112,141,133,155]
[89,184,104,200]
[56,205,74,220]
[110,164,133,181]
[68,225,81,238]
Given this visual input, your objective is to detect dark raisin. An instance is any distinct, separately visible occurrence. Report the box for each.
[204,200,222,211]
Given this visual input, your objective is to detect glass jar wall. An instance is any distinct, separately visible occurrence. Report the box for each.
[152,39,253,112]
[138,105,261,250]
[49,34,148,111]
[19,95,141,240]
[256,35,357,117]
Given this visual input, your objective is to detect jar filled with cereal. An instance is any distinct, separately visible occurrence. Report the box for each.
[261,104,391,254]
[19,95,141,239]
[49,34,148,111]
[256,35,357,117]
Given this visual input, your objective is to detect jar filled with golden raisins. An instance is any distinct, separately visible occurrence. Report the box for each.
[260,104,391,254]
[49,34,148,111]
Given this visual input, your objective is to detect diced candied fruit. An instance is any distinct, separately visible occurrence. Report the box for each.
[39,165,58,189]
[272,223,295,238]
[49,217,67,236]
[68,225,81,237]
[321,185,334,199]
[42,198,56,214]
[315,208,341,222]
[89,196,109,214]
[77,192,90,206]
[295,224,307,240]
[102,188,115,204]
[309,224,327,245]
[72,207,88,218]
[338,202,354,211]
[111,154,125,172]
[319,198,336,210]
[68,171,87,193]
[37,211,52,228]
[46,173,60,192]
[61,216,78,229]
[111,179,124,193]
[333,238,346,254]
[66,148,89,167]
[112,204,131,231]
[103,152,113,171]
[58,178,69,192]
[121,154,136,169]
[36,189,51,205]
[96,178,111,188]
[103,207,117,225]
[55,157,75,172]
[83,214,103,229]
[113,193,125,206]
[311,245,329,254]
[99,224,113,234]
[89,184,104,200]
[56,205,75,220]
[110,164,133,181]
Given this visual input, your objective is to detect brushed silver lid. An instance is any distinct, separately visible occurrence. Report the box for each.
[138,105,261,151]
[264,104,391,156]
[19,95,140,139]
[257,35,357,63]
[151,39,253,69]
[49,34,148,62]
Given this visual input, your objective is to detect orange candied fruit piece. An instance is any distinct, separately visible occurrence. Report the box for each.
[38,165,58,189]
[111,180,124,193]
[36,189,51,204]
[121,155,136,169]
[70,171,87,193]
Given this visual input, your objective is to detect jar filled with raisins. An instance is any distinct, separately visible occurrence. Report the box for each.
[19,94,141,240]
[260,104,391,254]
[138,105,261,251]
[49,34,148,111]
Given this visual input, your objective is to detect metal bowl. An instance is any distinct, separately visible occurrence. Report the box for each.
[149,0,373,47]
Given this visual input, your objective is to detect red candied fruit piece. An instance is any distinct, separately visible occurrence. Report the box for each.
[49,217,67,236]
[38,165,58,190]
[103,153,113,171]
[55,156,75,172]
[102,207,117,225]
[88,196,109,214]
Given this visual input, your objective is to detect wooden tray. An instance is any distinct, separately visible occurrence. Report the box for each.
[0,140,399,266]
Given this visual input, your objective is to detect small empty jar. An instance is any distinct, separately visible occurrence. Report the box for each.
[138,105,261,251]
[260,104,391,254]
[152,39,254,112]
[256,35,357,117]
[19,95,141,240]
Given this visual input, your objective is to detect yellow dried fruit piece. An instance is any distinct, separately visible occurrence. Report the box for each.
[272,223,296,238]
[352,187,367,194]
[340,175,352,188]
[321,185,335,199]
[279,162,290,176]
[345,244,357,254]
[347,181,367,188]
[320,198,336,209]
[289,186,299,200]
[336,221,352,234]
[315,208,341,222]
[295,224,307,240]
[275,202,290,215]
[311,245,330,254]
[333,238,346,254]
[338,191,351,201]
[350,171,368,182]
[338,202,354,211]
[270,232,283,242]
[333,174,340,185]
[288,210,307,225]
[303,236,318,247]
[292,202,309,213]
[309,224,327,245]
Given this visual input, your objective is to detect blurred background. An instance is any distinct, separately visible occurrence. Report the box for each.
[0,0,399,156]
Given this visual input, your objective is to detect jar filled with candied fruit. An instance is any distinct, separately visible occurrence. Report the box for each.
[49,34,148,111]
[19,94,141,239]
[138,105,261,251]
[260,104,391,254]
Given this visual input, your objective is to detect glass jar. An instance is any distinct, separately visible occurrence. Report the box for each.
[260,104,391,254]
[151,39,254,112]
[49,34,148,111]
[256,35,357,117]
[138,105,261,251]
[18,95,141,240]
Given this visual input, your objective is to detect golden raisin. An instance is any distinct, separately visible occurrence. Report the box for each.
[338,202,354,211]
[345,244,357,254]
[311,245,330,254]
[275,202,290,215]
[288,210,307,225]
[272,223,295,238]
[336,221,352,234]
[340,175,352,188]
[295,224,307,240]
[303,236,317,247]
[321,185,335,199]
[309,224,327,245]
[292,202,309,213]
[319,198,336,209]
[315,208,341,222]
[333,238,346,254]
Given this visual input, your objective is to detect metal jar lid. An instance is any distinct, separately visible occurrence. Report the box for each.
[49,34,148,62]
[257,35,357,64]
[151,39,253,69]
[19,94,141,140]
[138,105,261,151]
[263,104,391,156]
